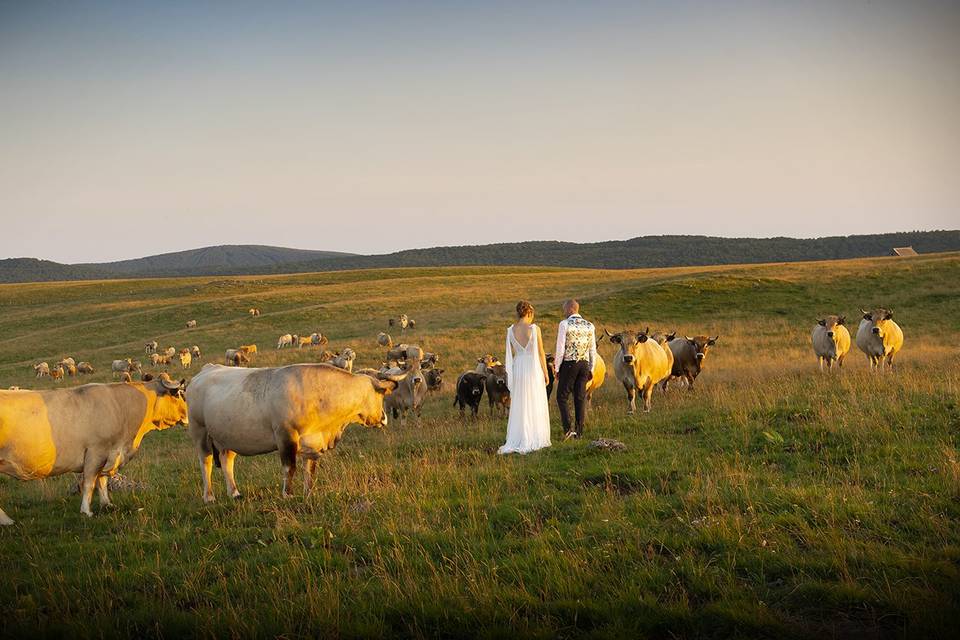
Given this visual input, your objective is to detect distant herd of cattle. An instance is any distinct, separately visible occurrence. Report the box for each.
[0,306,903,525]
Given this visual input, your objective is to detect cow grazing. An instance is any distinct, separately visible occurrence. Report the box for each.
[112,359,135,378]
[384,363,427,427]
[331,348,357,372]
[239,344,257,355]
[454,372,486,419]
[386,344,423,364]
[59,357,76,369]
[119,372,133,383]
[179,350,192,369]
[50,365,65,381]
[191,345,202,359]
[0,374,187,523]
[606,328,671,413]
[145,341,158,355]
[664,335,718,391]
[425,368,444,392]
[277,334,294,349]
[64,363,78,377]
[296,335,313,349]
[163,347,176,358]
[186,320,197,328]
[311,333,328,347]
[377,332,393,349]
[224,349,250,367]
[318,350,335,363]
[249,308,262,317]
[34,362,50,378]
[77,362,95,374]
[812,316,850,371]
[186,363,405,500]
[485,363,510,416]
[856,308,904,369]
[150,353,171,367]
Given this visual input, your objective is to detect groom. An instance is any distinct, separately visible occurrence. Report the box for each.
[554,299,598,441]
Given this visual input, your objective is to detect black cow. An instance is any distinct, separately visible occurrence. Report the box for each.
[454,372,486,419]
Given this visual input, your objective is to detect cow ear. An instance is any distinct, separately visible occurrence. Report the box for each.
[837,316,845,326]
[636,333,647,343]
[610,334,621,344]
[666,332,676,341]
[884,310,893,320]
[818,319,826,326]
[862,311,871,320]
[707,337,717,346]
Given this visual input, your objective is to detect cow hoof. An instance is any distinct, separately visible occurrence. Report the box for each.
[81,510,94,518]
[0,515,14,526]
[231,492,243,500]
[203,495,216,504]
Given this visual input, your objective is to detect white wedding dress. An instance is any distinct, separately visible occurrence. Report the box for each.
[498,324,552,454]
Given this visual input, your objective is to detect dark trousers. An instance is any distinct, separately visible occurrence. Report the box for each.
[556,360,590,435]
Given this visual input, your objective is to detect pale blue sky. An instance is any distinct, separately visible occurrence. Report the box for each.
[1,1,958,262]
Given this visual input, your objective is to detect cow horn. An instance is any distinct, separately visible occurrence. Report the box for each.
[377,371,409,383]
[159,374,181,390]
[604,328,613,338]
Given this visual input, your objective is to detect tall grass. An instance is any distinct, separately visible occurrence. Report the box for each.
[1,253,959,638]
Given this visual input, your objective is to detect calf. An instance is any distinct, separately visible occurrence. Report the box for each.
[664,335,718,391]
[485,364,510,416]
[454,372,486,420]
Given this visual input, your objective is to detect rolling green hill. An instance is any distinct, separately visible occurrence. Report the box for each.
[1,230,957,283]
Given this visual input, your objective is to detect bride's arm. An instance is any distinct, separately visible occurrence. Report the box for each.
[536,325,549,385]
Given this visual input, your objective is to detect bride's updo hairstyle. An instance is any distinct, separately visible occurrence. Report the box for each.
[516,300,535,319]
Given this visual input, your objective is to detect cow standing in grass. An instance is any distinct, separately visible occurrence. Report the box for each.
[812,316,850,370]
[607,328,671,414]
[856,308,903,369]
[0,374,187,524]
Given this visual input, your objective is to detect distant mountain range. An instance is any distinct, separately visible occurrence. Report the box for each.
[1,231,958,283]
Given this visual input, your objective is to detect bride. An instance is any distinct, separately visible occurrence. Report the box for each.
[498,300,552,454]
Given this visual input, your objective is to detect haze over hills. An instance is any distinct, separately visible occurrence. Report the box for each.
[0,231,957,283]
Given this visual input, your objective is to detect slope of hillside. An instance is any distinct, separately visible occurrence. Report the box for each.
[1,231,958,283]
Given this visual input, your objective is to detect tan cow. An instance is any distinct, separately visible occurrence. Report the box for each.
[296,335,313,349]
[856,308,904,369]
[163,347,176,358]
[606,328,671,414]
[812,316,850,370]
[186,364,404,501]
[0,374,187,523]
[191,345,202,359]
[377,332,393,349]
[77,362,95,375]
[51,365,65,381]
[248,308,262,317]
[239,344,258,355]
[276,334,294,349]
[34,362,50,378]
[186,320,197,328]
[145,341,158,355]
[150,353,171,367]
[331,348,357,372]
[179,349,192,369]
[224,349,250,367]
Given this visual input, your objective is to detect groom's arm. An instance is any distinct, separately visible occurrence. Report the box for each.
[554,321,566,374]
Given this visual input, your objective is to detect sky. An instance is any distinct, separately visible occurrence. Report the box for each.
[1,0,958,263]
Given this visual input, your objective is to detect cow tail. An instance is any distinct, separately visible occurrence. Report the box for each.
[210,439,222,468]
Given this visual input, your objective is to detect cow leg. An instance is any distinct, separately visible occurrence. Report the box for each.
[277,432,300,497]
[0,505,13,526]
[818,356,824,372]
[685,373,695,391]
[303,457,318,495]
[97,475,112,507]
[199,452,215,503]
[79,455,104,517]
[625,384,636,415]
[219,449,241,499]
[642,382,654,412]
[838,354,845,369]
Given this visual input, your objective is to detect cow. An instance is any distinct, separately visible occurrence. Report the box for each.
[383,363,427,427]
[277,334,294,349]
[485,363,510,416]
[856,308,904,369]
[454,372,486,419]
[64,363,78,377]
[145,341,158,355]
[812,316,850,371]
[51,365,65,381]
[150,353,171,367]
[664,335,718,391]
[186,363,405,501]
[606,328,671,414]
[312,333,328,347]
[425,368,444,392]
[397,314,410,333]
[179,349,192,369]
[249,308,262,317]
[422,352,440,369]
[163,347,176,358]
[475,354,500,374]
[239,344,257,355]
[186,320,197,328]
[545,354,556,397]
[59,357,76,369]
[296,335,313,349]
[331,348,357,372]
[0,374,187,523]
[318,350,335,363]
[191,345,202,359]
[377,332,393,349]
[224,349,250,367]
[386,344,423,363]
[34,362,50,378]
[119,371,133,383]
[112,359,137,378]
[77,362,95,374]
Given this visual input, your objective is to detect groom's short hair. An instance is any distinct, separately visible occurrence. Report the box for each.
[563,299,580,315]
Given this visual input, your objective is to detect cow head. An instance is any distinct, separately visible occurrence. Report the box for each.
[817,316,844,342]
[684,335,718,368]
[861,308,894,338]
[361,370,408,427]
[426,368,444,391]
[150,374,189,429]
[605,328,649,365]
[487,364,508,393]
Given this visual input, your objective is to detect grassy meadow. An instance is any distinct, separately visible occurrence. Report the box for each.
[1,254,959,638]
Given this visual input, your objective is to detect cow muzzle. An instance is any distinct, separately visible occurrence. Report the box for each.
[622,355,634,364]
[695,353,704,361]
[872,327,881,335]
[826,331,834,339]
